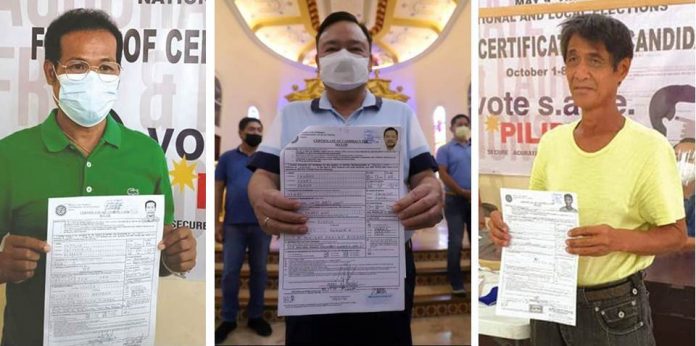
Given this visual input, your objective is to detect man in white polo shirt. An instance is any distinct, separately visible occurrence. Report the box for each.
[247,11,443,346]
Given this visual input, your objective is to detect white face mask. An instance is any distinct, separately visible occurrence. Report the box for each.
[318,49,369,91]
[677,150,695,186]
[455,126,470,141]
[53,71,119,127]
[678,161,695,186]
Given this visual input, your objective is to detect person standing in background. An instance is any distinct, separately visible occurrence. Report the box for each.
[675,138,695,249]
[215,117,272,342]
[436,114,471,297]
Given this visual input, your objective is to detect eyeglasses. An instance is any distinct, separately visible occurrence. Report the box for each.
[55,60,122,81]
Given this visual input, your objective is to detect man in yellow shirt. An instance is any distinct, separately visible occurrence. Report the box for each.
[489,14,686,345]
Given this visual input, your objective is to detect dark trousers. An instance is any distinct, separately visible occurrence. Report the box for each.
[285,241,416,345]
[445,194,470,290]
[531,271,655,346]
[220,224,272,321]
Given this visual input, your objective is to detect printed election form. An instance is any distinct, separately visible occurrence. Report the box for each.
[496,188,579,326]
[279,126,406,316]
[43,195,164,346]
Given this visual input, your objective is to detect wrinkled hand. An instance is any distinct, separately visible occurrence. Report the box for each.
[159,226,196,273]
[393,183,443,230]
[253,189,307,235]
[215,222,224,243]
[488,210,511,247]
[0,235,50,283]
[566,224,616,256]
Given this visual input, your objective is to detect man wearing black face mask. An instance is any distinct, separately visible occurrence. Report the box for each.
[214,117,272,342]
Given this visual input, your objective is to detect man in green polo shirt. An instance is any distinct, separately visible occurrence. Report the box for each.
[0,9,196,345]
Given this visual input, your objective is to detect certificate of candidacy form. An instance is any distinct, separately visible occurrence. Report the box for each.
[43,195,164,346]
[279,126,406,316]
[497,188,579,326]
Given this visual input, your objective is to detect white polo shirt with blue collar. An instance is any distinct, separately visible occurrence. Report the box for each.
[248,91,438,241]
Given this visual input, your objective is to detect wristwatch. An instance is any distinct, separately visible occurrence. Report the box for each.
[161,253,188,279]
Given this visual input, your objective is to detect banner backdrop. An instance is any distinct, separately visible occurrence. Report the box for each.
[0,1,207,280]
[479,2,696,175]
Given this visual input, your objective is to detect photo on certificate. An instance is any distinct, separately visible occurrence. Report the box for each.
[0,1,206,345]
[213,1,472,345]
[478,1,695,345]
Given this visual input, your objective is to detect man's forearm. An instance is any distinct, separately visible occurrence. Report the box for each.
[614,220,687,256]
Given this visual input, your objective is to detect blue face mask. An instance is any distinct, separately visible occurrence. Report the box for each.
[52,71,119,127]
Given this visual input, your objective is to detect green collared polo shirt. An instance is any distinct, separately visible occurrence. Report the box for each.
[0,109,174,345]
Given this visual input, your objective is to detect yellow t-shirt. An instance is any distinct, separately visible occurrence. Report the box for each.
[529,117,685,286]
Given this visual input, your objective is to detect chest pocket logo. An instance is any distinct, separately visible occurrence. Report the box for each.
[127,188,140,195]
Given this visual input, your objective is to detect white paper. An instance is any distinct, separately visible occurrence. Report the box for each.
[496,188,579,326]
[43,195,164,346]
[278,126,406,316]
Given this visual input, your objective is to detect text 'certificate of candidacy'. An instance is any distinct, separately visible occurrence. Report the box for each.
[279,126,406,316]
[497,188,579,326]
[43,195,164,346]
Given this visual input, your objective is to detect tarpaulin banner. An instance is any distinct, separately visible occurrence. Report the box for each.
[479,1,695,175]
[0,0,207,280]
